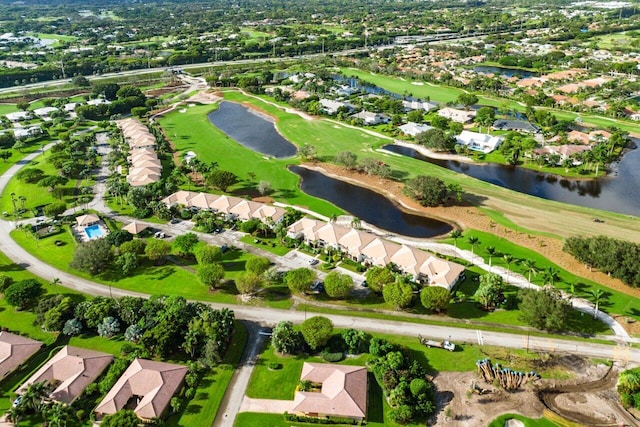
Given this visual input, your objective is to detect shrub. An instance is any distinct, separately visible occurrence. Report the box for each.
[0,275,14,292]
[321,349,344,362]
[4,279,43,310]
[268,362,282,370]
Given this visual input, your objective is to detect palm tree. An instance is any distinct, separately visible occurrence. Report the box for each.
[503,254,514,283]
[7,405,23,426]
[467,236,479,264]
[350,217,362,229]
[591,288,605,319]
[450,230,462,249]
[541,266,559,287]
[50,277,61,294]
[44,402,70,427]
[21,381,48,413]
[485,246,497,268]
[520,259,538,284]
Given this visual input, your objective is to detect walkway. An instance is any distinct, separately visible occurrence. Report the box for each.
[238,397,293,414]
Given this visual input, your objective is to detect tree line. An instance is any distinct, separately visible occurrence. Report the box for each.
[564,235,640,288]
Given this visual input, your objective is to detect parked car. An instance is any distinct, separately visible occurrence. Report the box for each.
[308,258,319,266]
[170,218,180,224]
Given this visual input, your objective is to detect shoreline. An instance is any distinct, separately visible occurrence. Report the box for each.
[301,161,640,304]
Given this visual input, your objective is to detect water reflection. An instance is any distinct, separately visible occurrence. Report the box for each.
[289,166,453,238]
[473,65,538,78]
[207,102,297,158]
[384,144,640,216]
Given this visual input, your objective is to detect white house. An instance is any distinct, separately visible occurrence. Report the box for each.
[351,111,391,125]
[319,99,353,115]
[398,122,434,137]
[402,100,438,112]
[5,111,31,122]
[456,130,503,153]
[13,126,42,140]
[33,107,59,118]
[438,107,476,123]
[87,98,111,106]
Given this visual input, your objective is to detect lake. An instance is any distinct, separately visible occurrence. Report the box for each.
[207,101,297,158]
[384,144,640,216]
[289,165,453,238]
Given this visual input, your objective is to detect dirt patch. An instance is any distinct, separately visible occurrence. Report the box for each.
[431,358,635,426]
[306,162,640,306]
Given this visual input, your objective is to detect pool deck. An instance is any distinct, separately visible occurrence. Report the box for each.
[73,221,110,243]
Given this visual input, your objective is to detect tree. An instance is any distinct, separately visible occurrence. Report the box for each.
[521,259,538,284]
[485,246,497,268]
[0,150,13,162]
[62,318,82,336]
[97,316,120,337]
[272,321,303,354]
[173,232,200,257]
[334,151,358,169]
[450,230,462,249]
[37,175,68,192]
[235,272,263,295]
[365,266,395,293]
[44,402,71,427]
[4,279,43,310]
[72,75,91,87]
[342,329,369,354]
[43,201,67,218]
[383,280,414,309]
[541,266,559,287]
[404,175,449,207]
[198,263,225,289]
[100,410,139,427]
[420,286,451,313]
[20,381,47,412]
[12,141,26,153]
[115,252,139,276]
[16,101,29,111]
[196,245,223,265]
[299,144,317,161]
[502,254,514,283]
[467,236,480,264]
[284,267,316,294]
[15,168,44,184]
[119,239,146,255]
[415,128,454,151]
[475,273,504,310]
[70,239,113,275]
[300,316,333,351]
[518,287,568,332]
[257,180,272,195]
[245,256,271,276]
[106,229,133,247]
[456,93,479,110]
[206,170,238,192]
[144,239,171,265]
[475,106,495,131]
[323,271,354,299]
[591,288,605,319]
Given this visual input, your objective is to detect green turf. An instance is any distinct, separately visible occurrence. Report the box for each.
[167,321,248,427]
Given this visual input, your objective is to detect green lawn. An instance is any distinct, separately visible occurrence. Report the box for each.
[167,321,248,427]
[239,235,291,256]
[445,229,640,323]
[0,152,78,219]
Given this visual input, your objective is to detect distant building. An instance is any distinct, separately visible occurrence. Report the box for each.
[456,130,503,153]
[351,111,391,125]
[492,119,540,134]
[398,122,434,137]
[0,332,42,380]
[437,107,476,123]
[402,100,438,112]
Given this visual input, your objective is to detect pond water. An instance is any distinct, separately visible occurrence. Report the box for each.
[207,101,297,158]
[473,65,538,78]
[289,165,453,238]
[384,144,640,216]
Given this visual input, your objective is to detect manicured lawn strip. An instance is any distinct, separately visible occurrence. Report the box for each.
[488,413,560,427]
[0,152,78,219]
[246,340,303,399]
[167,321,248,427]
[446,229,640,321]
[238,235,291,256]
[294,303,613,345]
[157,103,342,217]
[0,103,18,115]
[477,207,562,239]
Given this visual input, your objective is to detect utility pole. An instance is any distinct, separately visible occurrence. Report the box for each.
[60,57,66,79]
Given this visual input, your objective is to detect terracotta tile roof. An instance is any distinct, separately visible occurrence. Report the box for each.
[360,237,401,265]
[0,332,42,379]
[17,346,113,404]
[75,214,100,227]
[292,363,367,419]
[95,359,188,421]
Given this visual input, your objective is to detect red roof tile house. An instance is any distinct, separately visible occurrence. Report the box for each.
[292,363,368,421]
[17,346,113,404]
[95,359,188,422]
[0,332,42,379]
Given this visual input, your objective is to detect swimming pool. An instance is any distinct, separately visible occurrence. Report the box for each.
[84,224,105,239]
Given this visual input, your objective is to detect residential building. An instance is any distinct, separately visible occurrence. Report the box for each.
[437,107,476,123]
[456,130,504,153]
[351,111,391,125]
[0,332,42,379]
[402,100,438,112]
[398,122,434,137]
[17,346,113,404]
[95,359,188,422]
[292,363,368,421]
